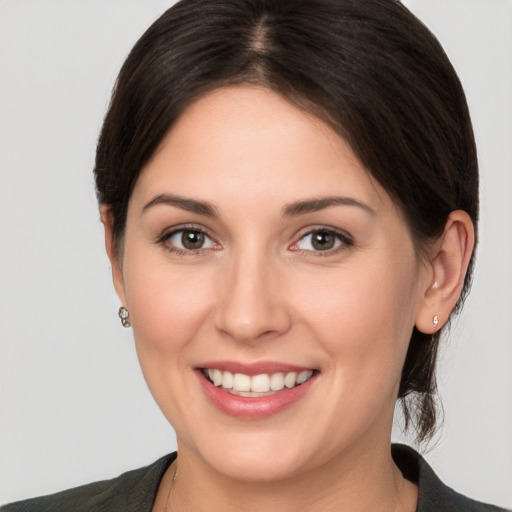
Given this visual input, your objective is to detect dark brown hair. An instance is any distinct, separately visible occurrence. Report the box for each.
[94,0,478,443]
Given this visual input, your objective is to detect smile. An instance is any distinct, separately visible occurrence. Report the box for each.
[196,361,319,418]
[202,368,314,396]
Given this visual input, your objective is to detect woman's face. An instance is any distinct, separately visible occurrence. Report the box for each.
[114,86,431,481]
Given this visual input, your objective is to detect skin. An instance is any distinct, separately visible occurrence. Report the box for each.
[102,86,474,512]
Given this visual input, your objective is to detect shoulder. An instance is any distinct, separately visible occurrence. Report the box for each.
[392,444,510,512]
[0,453,176,512]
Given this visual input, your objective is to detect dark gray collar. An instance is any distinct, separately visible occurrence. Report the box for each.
[3,447,507,511]
[392,444,508,511]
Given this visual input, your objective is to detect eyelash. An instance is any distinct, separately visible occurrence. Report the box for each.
[289,227,354,257]
[156,225,354,257]
[156,224,219,257]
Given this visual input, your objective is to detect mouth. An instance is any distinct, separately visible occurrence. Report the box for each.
[196,363,318,418]
[201,368,315,397]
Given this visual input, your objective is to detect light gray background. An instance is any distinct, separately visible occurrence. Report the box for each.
[0,0,511,507]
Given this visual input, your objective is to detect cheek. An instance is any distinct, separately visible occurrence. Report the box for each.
[122,248,216,362]
[294,253,420,392]
[121,253,220,427]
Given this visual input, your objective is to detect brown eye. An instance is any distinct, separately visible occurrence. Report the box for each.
[164,229,217,251]
[292,228,351,253]
[311,231,336,251]
[181,230,205,249]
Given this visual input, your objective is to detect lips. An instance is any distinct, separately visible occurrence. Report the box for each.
[196,362,318,418]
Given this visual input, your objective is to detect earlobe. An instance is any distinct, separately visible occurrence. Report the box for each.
[100,205,127,306]
[415,210,475,334]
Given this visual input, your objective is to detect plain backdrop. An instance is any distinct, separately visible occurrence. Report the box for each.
[0,0,511,507]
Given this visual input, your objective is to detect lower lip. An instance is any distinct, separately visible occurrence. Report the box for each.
[196,371,317,419]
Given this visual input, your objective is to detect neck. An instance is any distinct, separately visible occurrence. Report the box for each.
[162,438,417,512]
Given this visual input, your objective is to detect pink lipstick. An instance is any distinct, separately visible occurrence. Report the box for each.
[196,361,318,419]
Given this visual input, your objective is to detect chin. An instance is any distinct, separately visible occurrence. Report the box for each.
[180,424,313,482]
[210,447,306,482]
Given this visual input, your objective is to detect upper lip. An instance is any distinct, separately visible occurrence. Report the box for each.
[197,361,316,376]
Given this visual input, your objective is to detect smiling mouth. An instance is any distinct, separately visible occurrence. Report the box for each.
[201,368,315,397]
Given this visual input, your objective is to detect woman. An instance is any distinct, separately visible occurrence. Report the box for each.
[1,0,510,510]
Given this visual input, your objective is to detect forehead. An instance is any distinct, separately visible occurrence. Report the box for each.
[132,85,393,216]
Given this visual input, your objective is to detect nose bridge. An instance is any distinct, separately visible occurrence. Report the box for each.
[214,242,290,342]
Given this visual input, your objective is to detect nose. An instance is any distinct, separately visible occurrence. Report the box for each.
[213,250,292,344]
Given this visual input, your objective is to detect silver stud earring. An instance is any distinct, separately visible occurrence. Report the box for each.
[433,315,439,327]
[118,306,131,328]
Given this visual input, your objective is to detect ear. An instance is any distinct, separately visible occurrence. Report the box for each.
[100,205,127,306]
[415,210,475,334]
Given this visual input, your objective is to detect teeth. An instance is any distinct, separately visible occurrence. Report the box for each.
[222,371,234,389]
[269,372,284,391]
[232,373,251,392]
[212,369,223,387]
[284,372,297,388]
[297,370,312,384]
[251,374,270,393]
[204,368,314,394]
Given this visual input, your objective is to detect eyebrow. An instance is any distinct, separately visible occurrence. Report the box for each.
[142,194,219,217]
[142,193,374,218]
[282,196,375,216]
